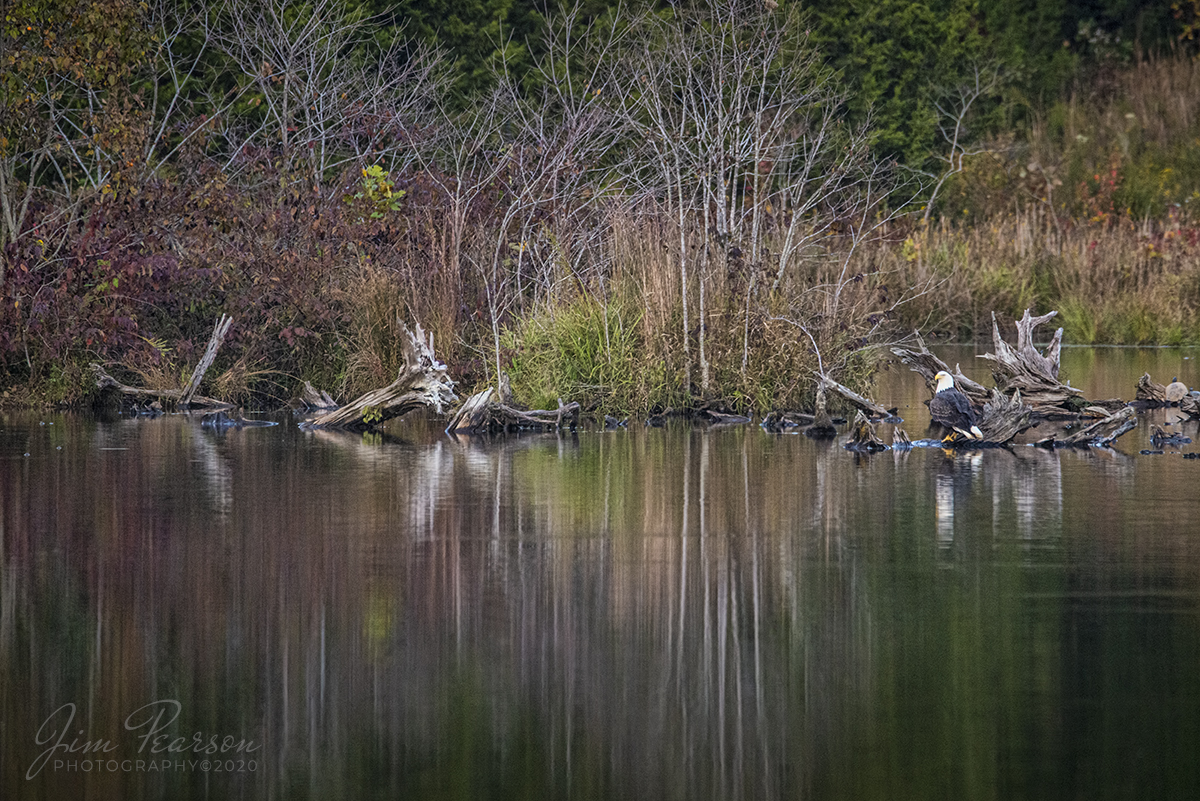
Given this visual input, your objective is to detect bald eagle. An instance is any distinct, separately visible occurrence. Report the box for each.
[930,371,983,442]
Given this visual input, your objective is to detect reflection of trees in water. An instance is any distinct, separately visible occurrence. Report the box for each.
[5,418,1200,798]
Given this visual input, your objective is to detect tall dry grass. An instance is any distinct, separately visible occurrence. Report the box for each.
[884,211,1200,344]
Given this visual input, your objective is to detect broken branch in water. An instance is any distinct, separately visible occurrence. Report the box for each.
[446,388,580,434]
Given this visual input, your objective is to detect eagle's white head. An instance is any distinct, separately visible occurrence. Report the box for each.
[934,370,955,393]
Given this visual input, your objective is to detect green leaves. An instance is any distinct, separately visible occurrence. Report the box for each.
[347,164,406,221]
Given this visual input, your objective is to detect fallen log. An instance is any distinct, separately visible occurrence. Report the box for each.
[1036,406,1138,448]
[91,364,231,409]
[91,315,236,410]
[815,371,896,418]
[446,389,580,434]
[302,320,456,431]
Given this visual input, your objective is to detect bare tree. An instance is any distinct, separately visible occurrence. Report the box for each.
[922,61,1006,223]
[208,0,445,196]
[619,0,907,395]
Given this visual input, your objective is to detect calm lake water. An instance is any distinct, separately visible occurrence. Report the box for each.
[3,347,1200,800]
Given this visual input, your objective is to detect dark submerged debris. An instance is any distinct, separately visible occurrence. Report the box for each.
[1150,425,1191,448]
[200,409,277,429]
[760,411,813,430]
[699,409,752,426]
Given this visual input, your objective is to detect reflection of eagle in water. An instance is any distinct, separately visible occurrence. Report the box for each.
[930,370,983,442]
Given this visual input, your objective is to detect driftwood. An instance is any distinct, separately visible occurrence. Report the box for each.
[975,388,1034,444]
[845,411,887,451]
[1135,373,1195,406]
[976,310,1088,414]
[446,388,580,434]
[180,314,233,407]
[891,427,913,449]
[1037,406,1138,448]
[1135,373,1169,404]
[91,364,231,409]
[296,381,338,410]
[815,371,895,418]
[303,321,456,431]
[91,315,235,410]
[890,332,990,407]
[894,310,1124,419]
[892,331,1032,444]
[1184,394,1200,418]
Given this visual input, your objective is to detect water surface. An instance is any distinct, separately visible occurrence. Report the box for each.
[3,347,1200,800]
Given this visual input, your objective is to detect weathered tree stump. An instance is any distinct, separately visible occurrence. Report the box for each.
[894,310,1124,419]
[302,321,456,431]
[295,381,338,410]
[805,382,838,438]
[845,411,887,451]
[976,310,1089,414]
[445,388,580,434]
[890,332,990,407]
[1183,393,1200,419]
[1135,373,1193,408]
[1134,373,1169,404]
[975,387,1034,444]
